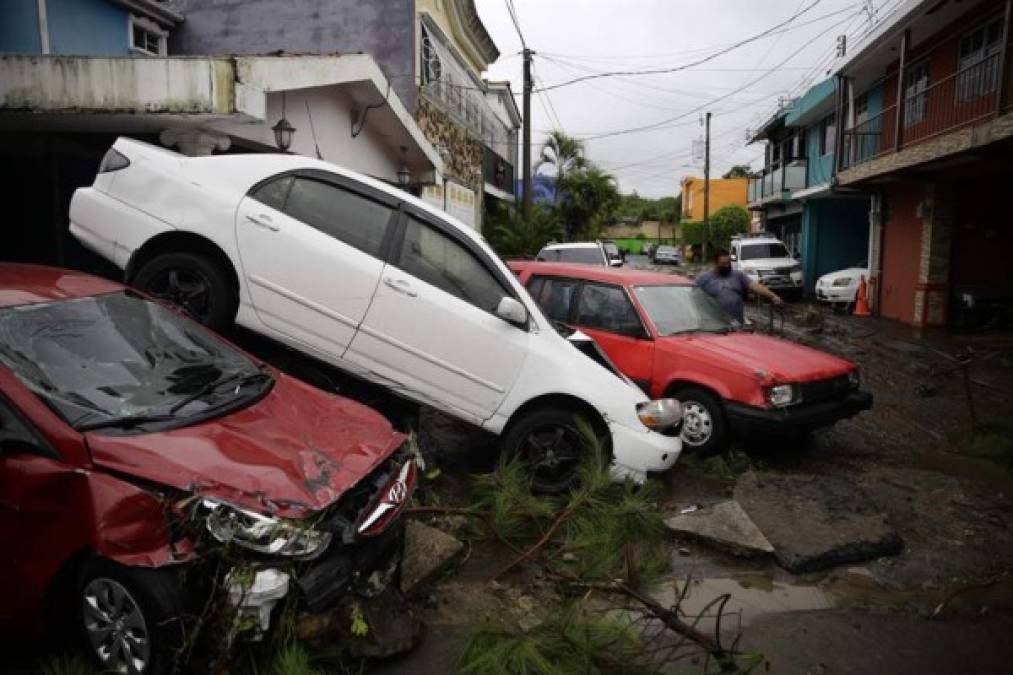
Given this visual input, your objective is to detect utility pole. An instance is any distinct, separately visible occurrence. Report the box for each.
[702,111,712,263]
[522,48,533,218]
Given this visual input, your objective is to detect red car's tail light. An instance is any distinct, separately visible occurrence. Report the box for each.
[356,459,418,537]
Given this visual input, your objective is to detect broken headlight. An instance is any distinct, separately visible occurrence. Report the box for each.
[202,499,332,559]
[765,384,798,407]
[636,398,683,430]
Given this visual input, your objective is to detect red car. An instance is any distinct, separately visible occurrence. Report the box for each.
[0,264,417,674]
[509,262,872,455]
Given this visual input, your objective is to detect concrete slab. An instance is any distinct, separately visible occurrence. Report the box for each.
[665,500,775,557]
[400,520,464,595]
[735,471,903,574]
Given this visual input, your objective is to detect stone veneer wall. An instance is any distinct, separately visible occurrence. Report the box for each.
[417,96,483,189]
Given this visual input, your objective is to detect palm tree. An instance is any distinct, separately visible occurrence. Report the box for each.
[536,131,586,188]
[491,205,562,257]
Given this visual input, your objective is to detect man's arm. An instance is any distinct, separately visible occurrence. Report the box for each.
[747,279,784,305]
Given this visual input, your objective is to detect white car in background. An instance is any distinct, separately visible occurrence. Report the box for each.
[730,233,803,299]
[815,265,870,311]
[69,138,683,490]
[536,242,614,266]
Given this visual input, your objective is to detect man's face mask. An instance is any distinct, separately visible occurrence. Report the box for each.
[717,262,732,276]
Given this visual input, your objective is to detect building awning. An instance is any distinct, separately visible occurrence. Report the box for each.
[0,53,444,178]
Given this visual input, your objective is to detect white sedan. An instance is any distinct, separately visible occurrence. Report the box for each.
[70,138,683,490]
[815,266,870,310]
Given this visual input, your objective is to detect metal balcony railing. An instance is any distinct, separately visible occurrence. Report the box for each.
[840,50,1006,170]
[784,161,807,191]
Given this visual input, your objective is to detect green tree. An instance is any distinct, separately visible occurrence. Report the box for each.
[680,204,750,253]
[722,164,753,179]
[557,166,621,240]
[487,204,561,257]
[709,204,751,250]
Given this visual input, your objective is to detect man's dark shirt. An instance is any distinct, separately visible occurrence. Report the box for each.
[695,269,750,323]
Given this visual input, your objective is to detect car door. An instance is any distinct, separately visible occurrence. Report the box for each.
[348,210,529,423]
[235,171,398,358]
[571,282,655,393]
[0,395,79,624]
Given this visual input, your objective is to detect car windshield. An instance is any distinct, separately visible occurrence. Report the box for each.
[537,247,603,265]
[0,292,271,431]
[739,243,790,260]
[633,285,739,336]
[603,243,619,256]
[657,246,675,254]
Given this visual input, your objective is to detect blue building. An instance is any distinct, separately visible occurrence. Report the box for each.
[0,0,180,56]
[747,78,870,294]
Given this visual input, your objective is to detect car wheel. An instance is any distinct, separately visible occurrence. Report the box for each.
[133,252,236,331]
[670,386,727,457]
[78,558,186,675]
[502,407,601,493]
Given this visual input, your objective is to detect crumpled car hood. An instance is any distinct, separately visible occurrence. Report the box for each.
[661,332,853,383]
[86,372,406,519]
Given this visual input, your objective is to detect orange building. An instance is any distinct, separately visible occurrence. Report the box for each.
[680,176,749,221]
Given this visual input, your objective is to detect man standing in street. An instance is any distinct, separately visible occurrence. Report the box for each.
[695,248,783,323]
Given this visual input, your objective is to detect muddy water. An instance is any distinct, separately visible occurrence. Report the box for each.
[649,575,833,630]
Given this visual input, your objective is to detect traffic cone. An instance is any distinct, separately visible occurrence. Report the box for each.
[854,275,871,317]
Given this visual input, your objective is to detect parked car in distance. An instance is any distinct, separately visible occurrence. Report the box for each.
[815,264,870,311]
[601,240,624,266]
[509,261,873,455]
[70,138,683,491]
[730,233,803,300]
[652,245,681,265]
[0,263,418,674]
[536,241,615,267]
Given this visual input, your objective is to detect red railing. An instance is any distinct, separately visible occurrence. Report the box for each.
[840,51,1006,170]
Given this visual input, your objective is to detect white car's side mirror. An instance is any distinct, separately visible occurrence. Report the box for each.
[496,297,528,326]
[730,254,737,261]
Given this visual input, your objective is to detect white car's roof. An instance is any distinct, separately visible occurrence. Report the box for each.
[113,137,488,250]
[542,242,601,250]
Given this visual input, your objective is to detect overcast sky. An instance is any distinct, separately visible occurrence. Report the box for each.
[476,0,898,199]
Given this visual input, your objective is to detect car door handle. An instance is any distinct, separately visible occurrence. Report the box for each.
[246,213,279,231]
[384,277,417,297]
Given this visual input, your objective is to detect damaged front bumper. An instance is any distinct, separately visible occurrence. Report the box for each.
[725,390,873,437]
[223,454,419,643]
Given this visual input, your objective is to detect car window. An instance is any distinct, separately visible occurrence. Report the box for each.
[0,398,40,448]
[526,277,546,301]
[576,283,645,337]
[250,175,294,211]
[739,243,790,260]
[399,216,508,312]
[528,276,578,323]
[0,293,268,432]
[284,177,393,258]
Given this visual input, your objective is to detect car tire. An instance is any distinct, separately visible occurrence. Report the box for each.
[501,407,603,494]
[133,252,237,331]
[670,386,727,457]
[78,558,187,675]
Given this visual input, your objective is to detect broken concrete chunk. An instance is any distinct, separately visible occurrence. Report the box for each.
[665,500,774,557]
[400,520,464,595]
[735,471,903,574]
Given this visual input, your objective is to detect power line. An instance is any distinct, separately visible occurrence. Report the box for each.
[504,0,527,50]
[536,0,826,92]
[571,10,860,143]
[535,2,860,66]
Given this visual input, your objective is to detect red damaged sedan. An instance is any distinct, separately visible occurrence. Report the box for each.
[0,264,417,673]
[510,262,872,455]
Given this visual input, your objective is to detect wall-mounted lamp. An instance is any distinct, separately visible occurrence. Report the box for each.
[272,92,296,151]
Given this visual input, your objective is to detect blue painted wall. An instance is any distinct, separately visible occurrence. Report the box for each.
[0,0,42,53]
[47,0,130,56]
[800,198,870,292]
[805,123,834,188]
